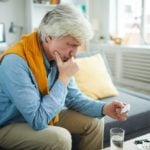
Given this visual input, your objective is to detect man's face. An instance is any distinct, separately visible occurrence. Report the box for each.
[43,35,81,62]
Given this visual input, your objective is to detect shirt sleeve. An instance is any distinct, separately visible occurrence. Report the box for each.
[0,54,68,130]
[65,77,106,118]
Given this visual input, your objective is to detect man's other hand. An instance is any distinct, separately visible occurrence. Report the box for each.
[103,101,128,121]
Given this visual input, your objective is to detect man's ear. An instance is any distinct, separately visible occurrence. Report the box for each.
[45,35,52,43]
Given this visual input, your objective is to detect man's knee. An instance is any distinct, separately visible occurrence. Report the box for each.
[53,128,72,150]
[87,117,104,132]
[97,118,104,129]
[45,127,72,150]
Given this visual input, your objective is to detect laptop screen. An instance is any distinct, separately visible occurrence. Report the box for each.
[0,23,6,43]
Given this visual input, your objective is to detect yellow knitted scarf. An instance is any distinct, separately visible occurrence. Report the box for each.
[0,32,59,125]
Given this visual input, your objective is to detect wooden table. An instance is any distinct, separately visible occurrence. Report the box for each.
[103,133,150,150]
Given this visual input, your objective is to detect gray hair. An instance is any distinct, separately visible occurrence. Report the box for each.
[37,4,93,43]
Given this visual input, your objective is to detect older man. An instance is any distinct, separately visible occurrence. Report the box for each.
[0,4,127,150]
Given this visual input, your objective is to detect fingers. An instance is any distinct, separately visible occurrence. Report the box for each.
[68,56,75,64]
[119,115,128,121]
[54,52,63,66]
[116,108,128,121]
[110,101,128,121]
[114,101,125,110]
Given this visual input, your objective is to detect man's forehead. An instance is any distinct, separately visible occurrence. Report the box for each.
[63,36,81,45]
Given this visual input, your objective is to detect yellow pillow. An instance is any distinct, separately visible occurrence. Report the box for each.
[74,54,118,99]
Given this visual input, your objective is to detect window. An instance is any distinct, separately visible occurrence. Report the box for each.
[109,0,150,45]
[143,0,150,44]
[0,23,5,43]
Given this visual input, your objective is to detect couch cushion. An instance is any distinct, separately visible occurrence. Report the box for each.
[75,53,118,99]
[76,50,112,77]
[103,88,150,145]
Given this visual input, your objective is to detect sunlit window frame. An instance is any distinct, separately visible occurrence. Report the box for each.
[109,0,149,46]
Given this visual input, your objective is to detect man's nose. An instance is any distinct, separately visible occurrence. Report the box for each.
[69,48,77,57]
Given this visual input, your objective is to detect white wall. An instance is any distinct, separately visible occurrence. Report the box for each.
[0,0,111,45]
[0,0,26,44]
[88,0,110,42]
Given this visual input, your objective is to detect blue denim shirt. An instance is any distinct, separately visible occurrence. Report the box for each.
[0,54,105,130]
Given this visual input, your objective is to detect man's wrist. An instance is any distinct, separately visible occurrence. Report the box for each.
[101,103,106,116]
[58,75,70,85]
